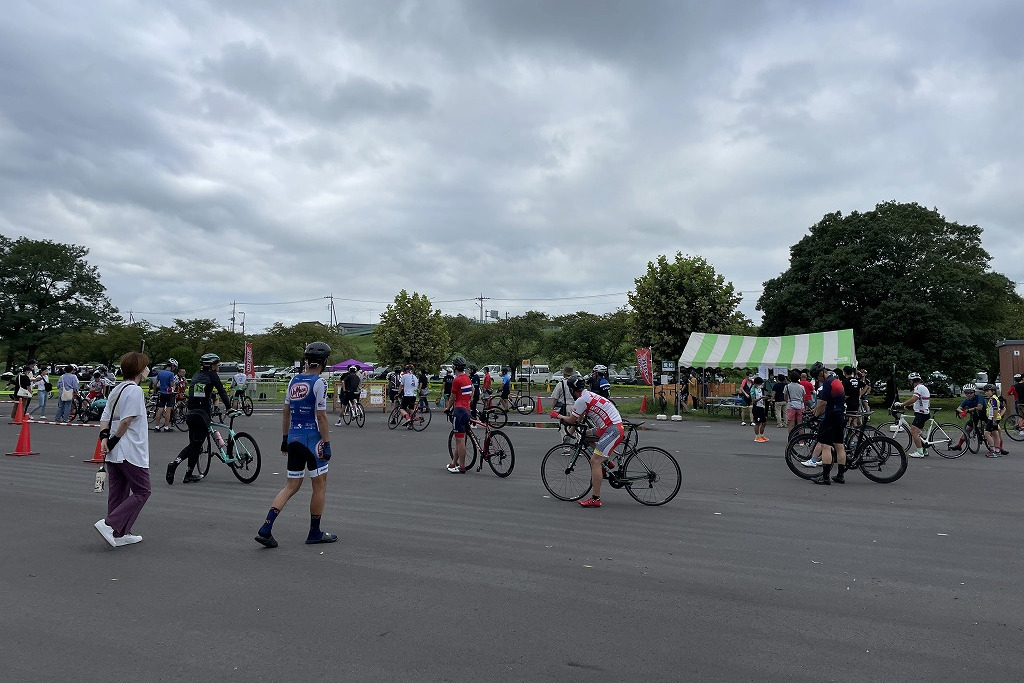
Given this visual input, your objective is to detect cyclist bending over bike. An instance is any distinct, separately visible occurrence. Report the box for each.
[444,356,473,473]
[549,376,624,507]
[165,353,233,485]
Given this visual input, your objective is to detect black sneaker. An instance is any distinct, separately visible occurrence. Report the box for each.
[812,474,831,485]
[182,473,203,483]
[831,474,845,484]
[165,461,177,485]
[254,533,278,548]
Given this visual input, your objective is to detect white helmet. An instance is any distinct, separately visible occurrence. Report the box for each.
[908,372,922,381]
[593,364,608,373]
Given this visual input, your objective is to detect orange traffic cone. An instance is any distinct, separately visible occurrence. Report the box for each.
[640,395,648,412]
[6,420,39,456]
[535,397,543,413]
[84,435,105,464]
[8,399,26,425]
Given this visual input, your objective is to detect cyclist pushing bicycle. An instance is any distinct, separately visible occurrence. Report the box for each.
[165,353,234,485]
[549,375,624,508]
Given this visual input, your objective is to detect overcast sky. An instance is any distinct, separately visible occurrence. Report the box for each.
[3,0,1022,334]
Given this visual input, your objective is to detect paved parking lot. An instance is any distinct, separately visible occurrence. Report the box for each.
[2,410,1022,682]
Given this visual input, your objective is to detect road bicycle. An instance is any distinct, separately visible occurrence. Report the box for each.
[337,399,365,428]
[877,406,968,457]
[445,413,515,477]
[561,419,643,462]
[504,387,535,415]
[540,426,681,506]
[1003,413,1024,442]
[231,392,254,417]
[146,395,189,431]
[388,401,431,431]
[785,411,908,483]
[480,396,509,428]
[193,409,262,483]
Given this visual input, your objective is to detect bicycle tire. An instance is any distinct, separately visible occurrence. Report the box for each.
[447,429,478,470]
[228,432,261,483]
[514,395,535,415]
[355,404,365,428]
[929,423,968,459]
[540,443,592,501]
[387,406,400,430]
[621,446,681,505]
[196,436,213,477]
[1003,414,1024,442]
[484,407,508,429]
[964,422,981,453]
[877,421,913,449]
[785,426,821,480]
[858,435,908,483]
[172,402,188,431]
[241,395,253,417]
[483,431,515,477]
[411,408,431,431]
[342,406,352,425]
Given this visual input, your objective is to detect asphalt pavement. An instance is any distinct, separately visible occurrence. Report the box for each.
[2,407,1022,682]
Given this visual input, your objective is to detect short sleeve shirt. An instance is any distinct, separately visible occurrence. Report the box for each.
[451,373,473,410]
[571,389,623,430]
[285,373,328,433]
[401,372,419,397]
[750,385,765,407]
[912,383,931,413]
[101,381,149,468]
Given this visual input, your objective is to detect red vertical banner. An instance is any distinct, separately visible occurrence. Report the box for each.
[244,342,255,379]
[636,348,653,386]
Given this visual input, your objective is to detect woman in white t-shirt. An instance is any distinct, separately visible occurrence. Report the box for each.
[94,352,153,548]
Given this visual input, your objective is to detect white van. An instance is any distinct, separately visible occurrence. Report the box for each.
[516,365,551,383]
[479,364,504,381]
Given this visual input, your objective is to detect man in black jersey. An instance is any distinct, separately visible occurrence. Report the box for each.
[165,353,233,485]
[842,366,861,426]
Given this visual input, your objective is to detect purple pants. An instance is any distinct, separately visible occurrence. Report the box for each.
[105,461,151,537]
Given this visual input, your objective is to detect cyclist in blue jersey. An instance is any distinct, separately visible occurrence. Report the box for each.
[500,366,512,411]
[255,342,337,548]
[152,358,178,432]
[165,354,232,484]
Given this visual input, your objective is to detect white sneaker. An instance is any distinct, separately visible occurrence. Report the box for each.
[909,451,927,458]
[94,519,117,548]
[114,534,143,546]
[800,458,821,468]
[740,422,747,426]
[334,420,343,426]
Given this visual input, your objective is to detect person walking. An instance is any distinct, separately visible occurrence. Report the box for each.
[255,342,337,548]
[11,363,36,418]
[165,354,232,484]
[93,352,152,548]
[54,365,80,422]
[28,364,50,419]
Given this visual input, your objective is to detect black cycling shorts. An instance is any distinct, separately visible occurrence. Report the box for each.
[401,395,416,410]
[816,418,845,446]
[912,412,929,429]
[157,393,175,408]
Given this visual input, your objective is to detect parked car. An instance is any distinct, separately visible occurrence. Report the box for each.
[369,365,391,380]
[609,365,641,384]
[926,371,958,398]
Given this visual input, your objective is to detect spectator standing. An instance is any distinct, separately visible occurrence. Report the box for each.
[416,368,430,412]
[55,365,80,422]
[841,366,861,426]
[751,377,768,442]
[442,369,454,407]
[29,364,50,418]
[738,373,753,426]
[773,374,787,428]
[784,369,806,433]
[500,366,512,411]
[468,365,481,419]
[11,364,35,419]
[93,351,152,548]
[482,369,493,400]
[858,368,872,415]
[550,366,577,441]
[799,371,815,412]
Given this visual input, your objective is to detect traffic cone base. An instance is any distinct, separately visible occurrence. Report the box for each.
[84,436,105,464]
[6,421,39,457]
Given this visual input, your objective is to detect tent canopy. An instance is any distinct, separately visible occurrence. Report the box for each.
[679,329,856,369]
[330,359,374,371]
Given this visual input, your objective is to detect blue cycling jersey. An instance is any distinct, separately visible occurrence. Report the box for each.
[286,373,327,435]
[156,369,175,394]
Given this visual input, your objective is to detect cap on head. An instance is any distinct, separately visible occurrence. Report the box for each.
[563,365,574,377]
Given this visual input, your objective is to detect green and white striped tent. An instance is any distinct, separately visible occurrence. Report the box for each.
[678,329,857,369]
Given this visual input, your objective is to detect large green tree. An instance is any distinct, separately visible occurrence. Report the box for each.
[0,236,114,369]
[544,310,632,371]
[628,253,752,360]
[757,201,1021,381]
[484,311,547,374]
[374,291,450,369]
[253,321,356,367]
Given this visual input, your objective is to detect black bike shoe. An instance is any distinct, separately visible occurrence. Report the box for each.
[831,474,846,484]
[812,474,831,485]
[165,461,177,485]
[254,533,278,548]
[182,473,203,484]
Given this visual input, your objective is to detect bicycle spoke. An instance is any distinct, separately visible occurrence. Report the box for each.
[540,444,591,501]
[622,446,681,505]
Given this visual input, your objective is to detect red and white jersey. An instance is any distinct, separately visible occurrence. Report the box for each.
[571,389,622,429]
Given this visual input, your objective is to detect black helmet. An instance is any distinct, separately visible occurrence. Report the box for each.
[200,353,220,367]
[452,356,467,370]
[502,366,510,373]
[567,376,586,394]
[468,364,478,374]
[809,361,825,378]
[303,342,331,367]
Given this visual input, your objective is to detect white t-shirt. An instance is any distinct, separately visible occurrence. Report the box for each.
[101,381,149,468]
[401,372,419,397]
[912,383,931,413]
[232,372,247,388]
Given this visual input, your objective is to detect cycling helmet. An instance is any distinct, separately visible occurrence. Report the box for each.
[200,353,220,367]
[983,383,996,392]
[567,376,586,394]
[593,364,608,374]
[452,356,467,370]
[908,372,922,381]
[303,342,331,367]
[1014,373,1022,381]
[166,358,178,368]
[502,366,510,373]
[809,361,825,378]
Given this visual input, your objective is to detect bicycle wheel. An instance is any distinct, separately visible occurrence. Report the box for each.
[228,432,261,483]
[411,408,431,431]
[928,423,967,459]
[514,395,535,415]
[540,443,592,501]
[355,404,365,428]
[785,426,820,480]
[446,430,478,470]
[147,400,158,422]
[172,402,189,431]
[858,436,908,483]
[622,446,682,505]
[342,406,352,425]
[877,421,913,449]
[483,430,515,477]
[1003,414,1024,442]
[484,407,508,429]
[241,395,253,417]
[196,436,213,478]
[387,406,401,430]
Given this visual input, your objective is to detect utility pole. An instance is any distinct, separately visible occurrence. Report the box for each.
[327,295,338,330]
[239,312,245,336]
[230,300,237,333]
[475,293,490,323]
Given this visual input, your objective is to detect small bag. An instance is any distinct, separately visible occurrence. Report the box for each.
[17,386,32,399]
[61,388,74,401]
[44,381,52,393]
